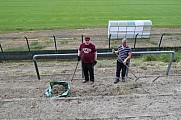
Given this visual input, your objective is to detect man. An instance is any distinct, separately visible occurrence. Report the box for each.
[78,36,97,84]
[112,38,132,83]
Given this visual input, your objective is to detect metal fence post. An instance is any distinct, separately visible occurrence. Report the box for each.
[81,35,84,43]
[108,34,111,50]
[24,36,32,59]
[158,33,166,51]
[134,33,139,50]
[0,44,6,61]
[53,35,58,54]
[24,36,31,52]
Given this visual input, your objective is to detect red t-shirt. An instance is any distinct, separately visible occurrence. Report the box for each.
[79,43,96,63]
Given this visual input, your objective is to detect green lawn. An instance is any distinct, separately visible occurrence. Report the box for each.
[0,0,181,33]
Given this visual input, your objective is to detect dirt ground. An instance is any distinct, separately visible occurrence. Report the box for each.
[0,58,181,120]
[0,28,181,120]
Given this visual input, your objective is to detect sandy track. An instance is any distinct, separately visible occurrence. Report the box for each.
[0,59,181,119]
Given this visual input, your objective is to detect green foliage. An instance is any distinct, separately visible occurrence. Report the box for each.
[140,51,181,62]
[30,41,46,50]
[60,40,69,45]
[4,41,46,51]
[141,55,157,62]
[5,46,27,52]
[150,41,158,46]
[0,0,181,33]
[174,51,181,62]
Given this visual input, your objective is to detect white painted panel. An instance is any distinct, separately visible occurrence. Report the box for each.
[127,27,135,31]
[110,33,118,39]
[135,20,144,26]
[126,32,135,38]
[109,27,119,31]
[135,26,143,31]
[118,27,127,31]
[118,32,126,38]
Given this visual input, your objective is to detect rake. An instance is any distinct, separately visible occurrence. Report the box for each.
[112,49,138,80]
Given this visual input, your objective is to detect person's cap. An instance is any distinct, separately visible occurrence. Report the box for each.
[122,38,127,43]
[85,36,90,41]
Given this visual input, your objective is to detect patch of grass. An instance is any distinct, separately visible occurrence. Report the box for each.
[0,0,181,33]
[174,51,181,62]
[30,41,46,50]
[150,41,158,46]
[60,40,69,45]
[141,55,157,62]
[5,46,27,52]
[4,41,46,51]
[140,51,181,62]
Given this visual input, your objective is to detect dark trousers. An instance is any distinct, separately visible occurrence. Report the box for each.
[116,60,128,78]
[82,62,94,81]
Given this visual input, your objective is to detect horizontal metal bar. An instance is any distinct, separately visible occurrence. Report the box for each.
[33,51,175,80]
[33,51,174,60]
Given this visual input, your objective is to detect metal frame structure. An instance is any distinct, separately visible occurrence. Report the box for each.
[33,51,175,80]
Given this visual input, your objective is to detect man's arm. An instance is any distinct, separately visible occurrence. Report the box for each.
[78,49,81,61]
[94,51,97,61]
[125,52,132,61]
[78,49,81,56]
[93,51,97,65]
[112,49,119,56]
[123,52,132,64]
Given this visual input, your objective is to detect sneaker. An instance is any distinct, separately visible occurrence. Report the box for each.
[114,78,120,84]
[83,80,88,83]
[122,77,125,82]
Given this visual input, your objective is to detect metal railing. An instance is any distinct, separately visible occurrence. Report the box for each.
[33,51,175,80]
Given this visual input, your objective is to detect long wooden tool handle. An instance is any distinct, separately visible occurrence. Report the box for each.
[70,61,79,83]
